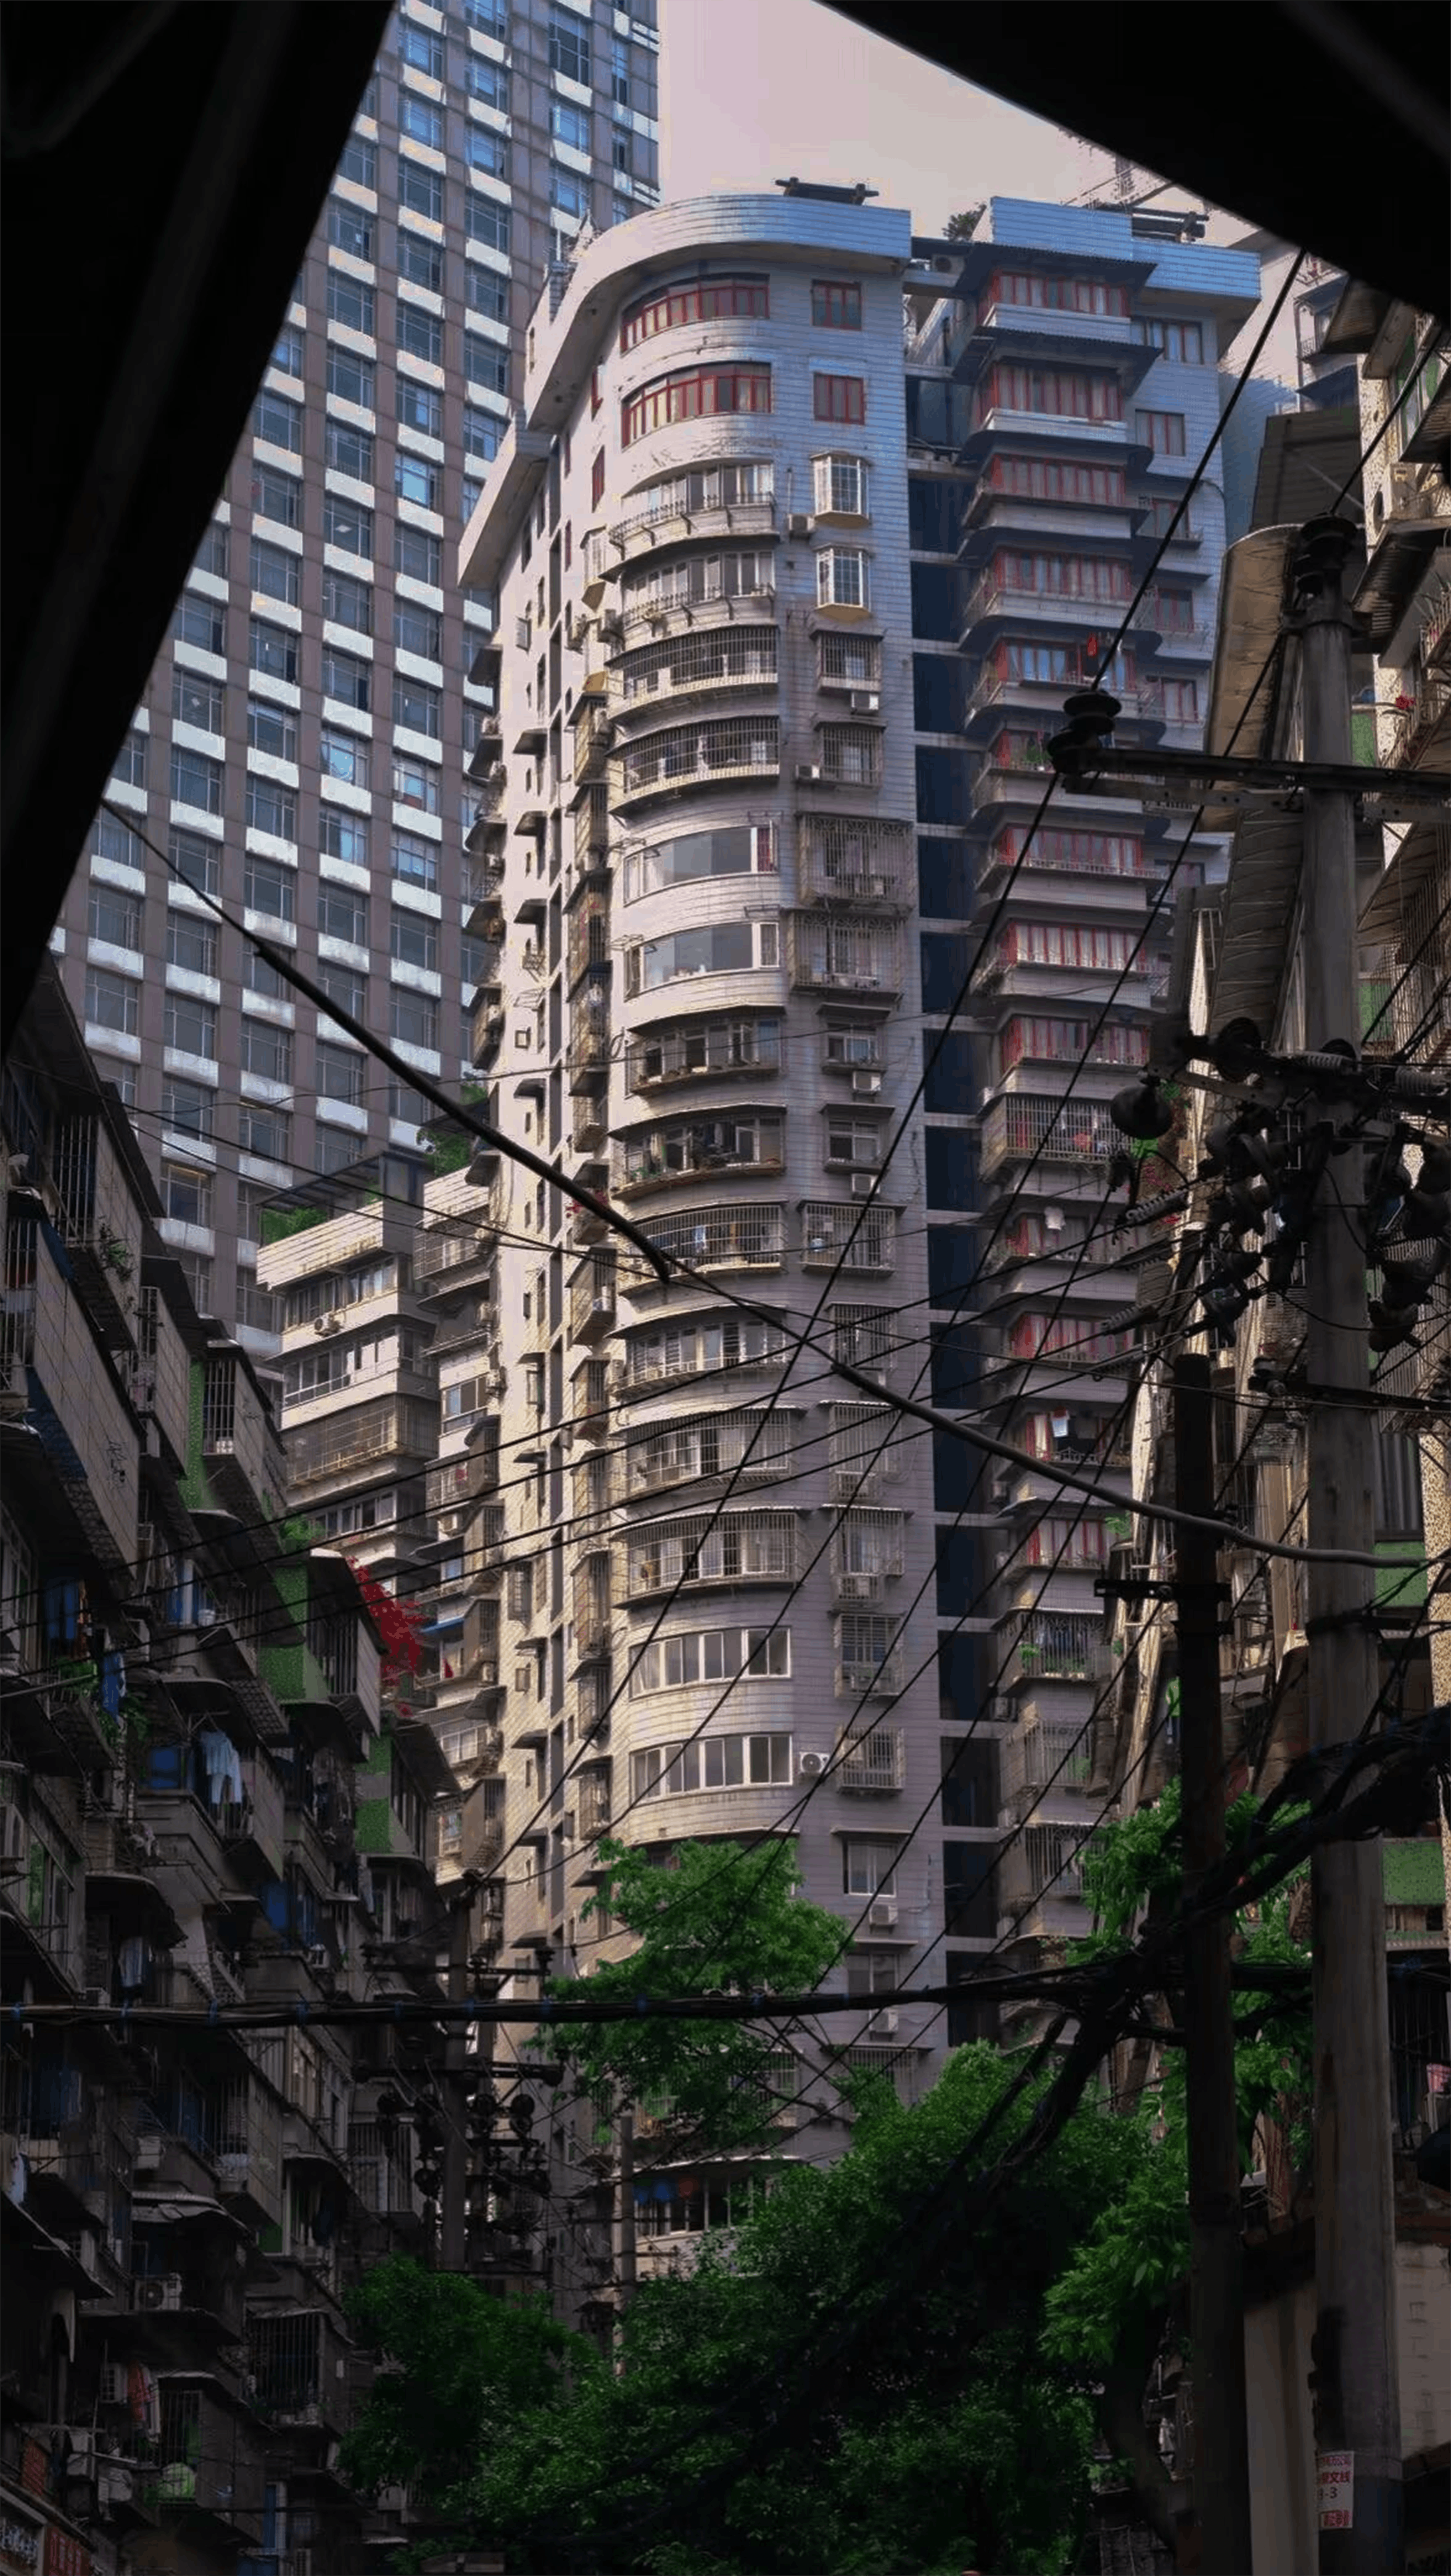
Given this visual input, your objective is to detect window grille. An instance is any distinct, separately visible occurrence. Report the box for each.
[829,1303,895,1376]
[618,624,778,704]
[816,630,881,685]
[621,1510,798,1596]
[826,1402,903,1498]
[833,1611,902,1697]
[790,914,902,992]
[623,1310,789,1388]
[627,1012,780,1088]
[802,1203,897,1274]
[978,1095,1120,1175]
[830,1508,905,1593]
[835,1722,906,1790]
[622,549,775,624]
[609,460,773,546]
[1017,1612,1097,1679]
[632,1203,786,1273]
[817,723,882,786]
[619,716,780,793]
[618,1110,784,1190]
[619,1406,800,1495]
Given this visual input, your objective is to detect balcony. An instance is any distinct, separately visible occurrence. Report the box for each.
[574,785,610,875]
[999,1821,1085,1911]
[615,623,779,713]
[796,815,911,909]
[1392,667,1451,770]
[283,1396,437,1488]
[835,1725,906,1792]
[577,1768,612,1839]
[834,1653,903,1700]
[1004,1617,1099,1687]
[608,492,776,569]
[979,1095,1120,1177]
[619,1510,800,1601]
[627,1015,781,1093]
[573,700,614,785]
[827,1403,904,1503]
[214,1752,286,1880]
[614,1113,785,1200]
[613,716,781,807]
[216,2073,284,2228]
[426,1448,499,1516]
[567,1014,613,1092]
[414,1208,497,1293]
[572,1358,610,1441]
[49,1109,146,1348]
[788,915,903,998]
[801,1202,897,1276]
[247,2306,350,2432]
[829,1508,906,1598]
[573,1560,612,1659]
[568,898,611,992]
[570,1259,617,1345]
[626,1202,785,1278]
[1002,1719,1093,1815]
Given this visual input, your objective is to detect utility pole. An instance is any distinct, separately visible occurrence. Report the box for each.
[1293,514,1402,2575]
[440,1876,479,2274]
[615,2104,637,2353]
[1174,1353,1253,2576]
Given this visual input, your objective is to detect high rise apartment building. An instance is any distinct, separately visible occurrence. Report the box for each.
[55,0,660,1360]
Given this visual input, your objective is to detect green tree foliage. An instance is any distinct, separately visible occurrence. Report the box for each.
[943,203,985,241]
[538,1836,846,2149]
[341,2258,589,2500]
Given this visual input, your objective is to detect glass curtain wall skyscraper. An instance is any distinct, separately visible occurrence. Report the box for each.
[56,0,660,1357]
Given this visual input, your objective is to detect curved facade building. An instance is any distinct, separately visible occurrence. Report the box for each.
[460,192,957,2159]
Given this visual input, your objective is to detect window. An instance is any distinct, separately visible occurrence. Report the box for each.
[398,377,444,439]
[628,1625,790,1696]
[250,535,299,606]
[814,374,866,424]
[270,322,304,378]
[461,404,502,464]
[1136,316,1204,364]
[316,1041,364,1106]
[392,528,440,592]
[241,1021,293,1085]
[612,125,633,176]
[320,808,369,868]
[165,991,217,1059]
[984,454,1127,507]
[467,264,509,324]
[398,21,443,76]
[461,473,484,519]
[192,519,229,578]
[336,132,375,188]
[250,618,298,684]
[816,547,871,609]
[988,269,1128,317]
[172,592,225,656]
[591,367,603,416]
[322,645,370,711]
[623,365,771,445]
[980,365,1122,422]
[811,279,862,329]
[390,909,438,971]
[247,697,297,760]
[251,463,300,530]
[392,830,438,892]
[390,991,438,1052]
[322,569,372,635]
[319,884,369,946]
[328,200,373,261]
[318,963,367,1020]
[465,191,510,254]
[624,822,775,902]
[619,276,769,348]
[169,827,219,896]
[812,454,869,517]
[626,919,778,993]
[89,884,142,950]
[172,668,223,733]
[1136,408,1187,456]
[630,1734,791,1799]
[550,166,589,219]
[327,270,374,336]
[1158,678,1199,723]
[86,966,138,1034]
[468,53,510,109]
[550,98,590,151]
[388,758,436,822]
[164,912,215,976]
[105,716,146,789]
[170,744,224,814]
[245,776,296,841]
[237,1103,291,1163]
[162,1163,212,1228]
[400,95,443,151]
[325,417,374,481]
[399,230,443,292]
[162,1076,213,1140]
[327,347,375,410]
[392,675,441,735]
[395,452,440,509]
[548,2,590,83]
[399,160,443,223]
[463,332,509,393]
[320,497,371,565]
[254,388,303,452]
[397,301,443,366]
[246,949,288,1001]
[243,855,295,922]
[465,125,509,179]
[320,725,368,789]
[842,1840,897,1897]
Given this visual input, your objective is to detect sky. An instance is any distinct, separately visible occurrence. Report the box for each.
[659,0,1107,236]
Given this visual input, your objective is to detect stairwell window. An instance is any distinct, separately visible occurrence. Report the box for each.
[817,548,871,610]
[813,454,869,517]
[814,374,866,424]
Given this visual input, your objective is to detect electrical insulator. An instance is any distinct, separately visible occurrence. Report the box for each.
[1109,1075,1177,1142]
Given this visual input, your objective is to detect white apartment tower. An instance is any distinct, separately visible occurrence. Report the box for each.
[458,191,961,2115]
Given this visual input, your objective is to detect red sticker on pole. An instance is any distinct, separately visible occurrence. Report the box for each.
[1317,2451,1354,2530]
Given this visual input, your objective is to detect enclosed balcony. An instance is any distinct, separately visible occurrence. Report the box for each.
[827,1403,905,1502]
[283,1395,437,1489]
[1002,1717,1093,1816]
[49,1108,146,1348]
[614,622,778,712]
[614,1107,785,1198]
[619,1509,800,1601]
[833,1612,903,1701]
[835,1723,906,1792]
[570,1255,617,1345]
[573,1556,612,1659]
[628,1202,786,1279]
[626,1010,781,1093]
[199,1349,283,1520]
[979,1093,1120,1178]
[609,460,776,563]
[567,895,611,992]
[788,914,903,998]
[1002,1611,1100,1689]
[614,715,781,807]
[573,699,614,786]
[797,814,911,908]
[617,1402,801,1499]
[829,1507,906,1601]
[413,1205,498,1295]
[801,1201,897,1276]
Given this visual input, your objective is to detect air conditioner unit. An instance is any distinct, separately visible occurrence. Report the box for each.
[868,1896,898,1930]
[0,1806,28,1871]
[851,1072,882,1097]
[798,1749,828,1779]
[836,1573,878,1603]
[871,2008,900,2036]
[1386,461,1419,517]
[795,763,823,783]
[312,1314,343,1337]
[305,1943,330,1969]
[850,1172,876,1198]
[848,691,881,714]
[99,2363,130,2409]
[787,512,810,539]
[136,2273,185,2312]
[599,614,624,646]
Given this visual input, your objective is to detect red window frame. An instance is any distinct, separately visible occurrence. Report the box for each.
[811,279,862,329]
[813,374,866,425]
[1136,408,1187,455]
[621,365,772,447]
[619,277,770,350]
[591,448,606,506]
[590,367,603,416]
[981,366,1122,424]
[987,270,1128,319]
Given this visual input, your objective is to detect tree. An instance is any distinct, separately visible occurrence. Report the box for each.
[538,1834,847,2149]
[943,204,985,241]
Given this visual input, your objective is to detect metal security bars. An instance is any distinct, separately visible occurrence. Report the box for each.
[617,716,781,797]
[617,1406,802,1496]
[789,915,903,994]
[802,1202,897,1273]
[797,815,910,905]
[620,1510,800,1598]
[827,1404,905,1500]
[617,624,779,707]
[630,1203,786,1274]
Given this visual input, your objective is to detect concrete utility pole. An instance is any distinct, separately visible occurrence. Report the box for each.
[1293,515,1402,2575]
[440,1876,480,2273]
[1173,1354,1253,2576]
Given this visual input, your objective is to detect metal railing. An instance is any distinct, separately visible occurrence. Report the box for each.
[796,815,911,906]
[835,1724,906,1791]
[615,716,781,797]
[980,1096,1120,1175]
